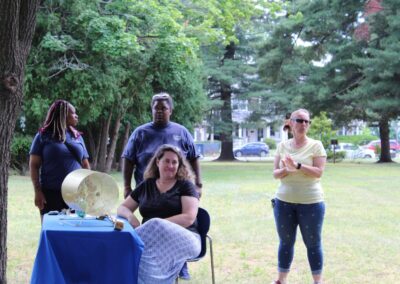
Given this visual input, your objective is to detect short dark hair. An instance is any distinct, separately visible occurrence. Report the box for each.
[151,92,174,109]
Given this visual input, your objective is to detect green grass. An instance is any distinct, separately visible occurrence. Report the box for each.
[7,161,400,283]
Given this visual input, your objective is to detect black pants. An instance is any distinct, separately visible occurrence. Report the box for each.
[40,189,69,215]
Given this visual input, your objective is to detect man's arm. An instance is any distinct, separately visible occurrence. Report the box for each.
[122,158,135,198]
[189,157,202,196]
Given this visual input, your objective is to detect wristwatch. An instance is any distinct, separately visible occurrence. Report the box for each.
[296,163,302,170]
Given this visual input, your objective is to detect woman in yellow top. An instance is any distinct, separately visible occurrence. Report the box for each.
[271,109,327,284]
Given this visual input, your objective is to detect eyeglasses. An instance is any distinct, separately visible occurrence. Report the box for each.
[291,118,312,125]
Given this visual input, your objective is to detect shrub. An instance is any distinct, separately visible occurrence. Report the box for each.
[326,150,346,163]
[11,135,32,175]
[308,112,336,149]
[264,138,277,150]
[334,134,379,146]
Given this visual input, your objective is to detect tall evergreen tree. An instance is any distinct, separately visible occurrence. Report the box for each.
[346,0,400,162]
[203,1,282,160]
[257,0,399,162]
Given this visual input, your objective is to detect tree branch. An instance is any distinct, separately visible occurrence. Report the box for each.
[332,75,365,97]
[276,26,303,80]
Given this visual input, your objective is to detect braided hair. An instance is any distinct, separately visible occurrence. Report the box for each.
[40,100,70,142]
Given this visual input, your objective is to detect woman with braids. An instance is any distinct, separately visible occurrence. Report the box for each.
[29,100,90,220]
[117,144,200,283]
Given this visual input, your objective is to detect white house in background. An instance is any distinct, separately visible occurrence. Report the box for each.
[336,120,365,136]
[194,96,288,147]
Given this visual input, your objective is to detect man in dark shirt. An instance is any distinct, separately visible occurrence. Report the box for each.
[122,92,202,197]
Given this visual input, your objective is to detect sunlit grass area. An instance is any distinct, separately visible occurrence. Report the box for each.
[7,160,400,283]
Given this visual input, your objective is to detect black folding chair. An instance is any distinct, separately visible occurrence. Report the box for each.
[176,208,215,284]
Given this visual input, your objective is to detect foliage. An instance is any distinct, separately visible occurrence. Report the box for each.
[264,138,277,150]
[334,134,378,146]
[256,0,400,162]
[326,150,345,163]
[345,0,400,122]
[307,112,336,149]
[202,1,282,159]
[23,0,208,132]
[10,135,32,175]
[257,0,365,119]
[22,0,233,170]
[23,0,280,135]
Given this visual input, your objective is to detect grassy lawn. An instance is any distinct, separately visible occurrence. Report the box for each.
[7,161,400,283]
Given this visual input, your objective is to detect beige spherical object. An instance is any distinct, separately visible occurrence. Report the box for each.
[62,169,119,216]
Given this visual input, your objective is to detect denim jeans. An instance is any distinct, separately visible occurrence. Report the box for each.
[273,198,325,275]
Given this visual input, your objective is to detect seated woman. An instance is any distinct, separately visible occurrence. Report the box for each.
[117,144,201,284]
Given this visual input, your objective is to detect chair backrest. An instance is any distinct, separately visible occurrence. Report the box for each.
[195,207,210,258]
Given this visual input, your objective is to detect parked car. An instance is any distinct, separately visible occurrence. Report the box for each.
[332,143,375,159]
[233,142,269,157]
[353,147,377,159]
[363,139,400,152]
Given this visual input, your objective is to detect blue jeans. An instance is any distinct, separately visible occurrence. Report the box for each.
[273,198,325,275]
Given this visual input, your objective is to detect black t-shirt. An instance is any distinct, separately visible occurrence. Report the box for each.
[131,178,199,233]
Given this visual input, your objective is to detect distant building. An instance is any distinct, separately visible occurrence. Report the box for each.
[194,96,286,148]
[336,120,366,136]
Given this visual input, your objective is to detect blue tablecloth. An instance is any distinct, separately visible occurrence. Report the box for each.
[30,214,144,284]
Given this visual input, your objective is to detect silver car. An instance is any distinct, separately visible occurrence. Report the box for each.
[332,143,375,159]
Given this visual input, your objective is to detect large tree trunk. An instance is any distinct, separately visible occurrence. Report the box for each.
[217,85,235,160]
[0,1,40,281]
[378,116,392,163]
[216,42,235,161]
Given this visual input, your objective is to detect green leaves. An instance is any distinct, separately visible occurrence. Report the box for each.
[308,112,336,149]
[87,17,139,56]
[40,34,82,52]
[24,0,226,135]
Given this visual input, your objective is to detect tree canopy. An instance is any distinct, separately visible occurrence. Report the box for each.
[23,0,210,171]
[256,0,399,162]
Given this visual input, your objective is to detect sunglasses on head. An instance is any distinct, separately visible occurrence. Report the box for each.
[291,118,312,124]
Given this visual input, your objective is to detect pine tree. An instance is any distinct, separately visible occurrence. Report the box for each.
[257,0,399,162]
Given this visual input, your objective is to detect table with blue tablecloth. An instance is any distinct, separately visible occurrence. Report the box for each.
[31,214,144,284]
